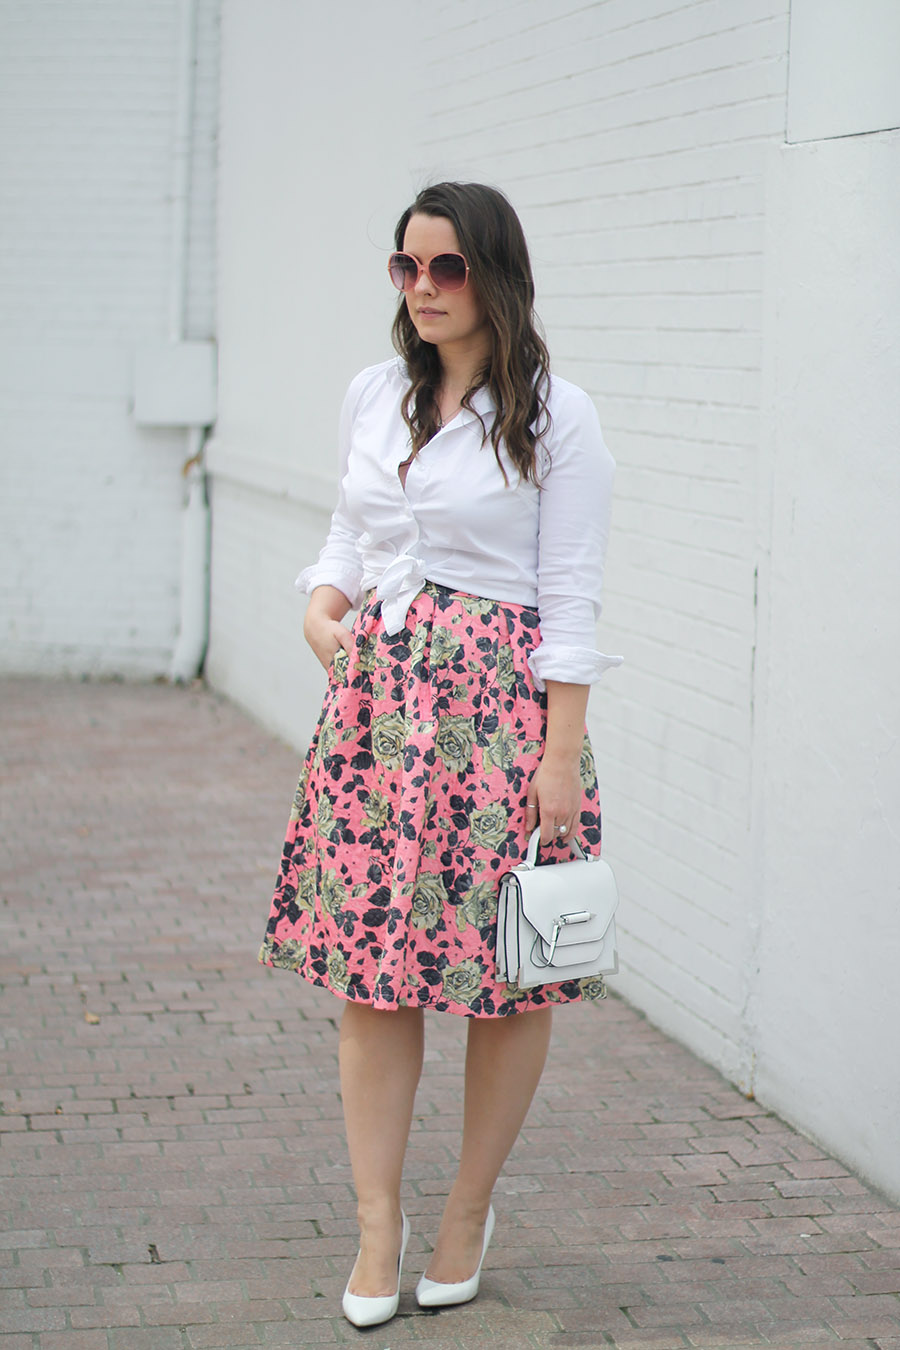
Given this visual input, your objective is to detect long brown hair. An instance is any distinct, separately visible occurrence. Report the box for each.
[391,182,551,484]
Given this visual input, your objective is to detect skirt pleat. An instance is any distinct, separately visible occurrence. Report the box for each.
[258,582,607,1017]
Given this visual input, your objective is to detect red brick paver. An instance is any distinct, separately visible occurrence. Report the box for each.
[1,676,898,1349]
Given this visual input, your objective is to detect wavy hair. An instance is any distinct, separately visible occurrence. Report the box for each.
[391,182,551,484]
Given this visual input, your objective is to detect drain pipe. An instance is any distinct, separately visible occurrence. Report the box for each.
[168,0,197,347]
[168,0,211,684]
[171,425,210,682]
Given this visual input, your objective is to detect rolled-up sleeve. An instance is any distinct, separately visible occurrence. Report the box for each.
[527,387,624,692]
[295,376,365,609]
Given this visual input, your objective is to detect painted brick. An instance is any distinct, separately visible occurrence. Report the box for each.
[0,0,219,677]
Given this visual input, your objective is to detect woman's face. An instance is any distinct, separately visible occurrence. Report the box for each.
[401,213,489,357]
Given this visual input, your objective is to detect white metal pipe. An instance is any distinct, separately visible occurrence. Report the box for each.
[171,426,210,682]
[167,0,212,684]
[168,0,198,345]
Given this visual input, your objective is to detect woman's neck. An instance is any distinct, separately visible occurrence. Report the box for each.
[436,334,491,403]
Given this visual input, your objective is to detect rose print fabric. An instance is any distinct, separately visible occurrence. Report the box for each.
[258,582,607,1017]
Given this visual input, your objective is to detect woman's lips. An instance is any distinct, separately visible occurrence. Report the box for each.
[417,308,445,317]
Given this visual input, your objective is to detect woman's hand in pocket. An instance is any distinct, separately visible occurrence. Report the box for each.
[303,587,355,671]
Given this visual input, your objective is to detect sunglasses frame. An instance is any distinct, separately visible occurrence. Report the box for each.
[388,251,470,293]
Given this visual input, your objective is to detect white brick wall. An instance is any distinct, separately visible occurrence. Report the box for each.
[0,0,219,676]
[207,473,328,748]
[205,0,417,728]
[752,130,900,1199]
[414,0,789,1079]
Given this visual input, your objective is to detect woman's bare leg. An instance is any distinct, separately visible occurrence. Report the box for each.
[339,1002,424,1295]
[424,1006,553,1282]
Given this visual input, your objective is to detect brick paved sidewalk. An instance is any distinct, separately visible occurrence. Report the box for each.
[1,677,898,1350]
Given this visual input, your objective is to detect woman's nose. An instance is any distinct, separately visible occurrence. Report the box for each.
[414,268,435,295]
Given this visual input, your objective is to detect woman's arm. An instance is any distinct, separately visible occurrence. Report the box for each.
[526,384,622,693]
[303,584,355,670]
[524,384,623,846]
[525,679,589,845]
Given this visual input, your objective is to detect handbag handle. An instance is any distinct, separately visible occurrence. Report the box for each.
[523,826,587,868]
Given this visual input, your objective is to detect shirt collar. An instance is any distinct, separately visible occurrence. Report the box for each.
[388,359,496,414]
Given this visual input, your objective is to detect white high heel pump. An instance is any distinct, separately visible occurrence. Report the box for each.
[342,1210,410,1328]
[415,1205,495,1308]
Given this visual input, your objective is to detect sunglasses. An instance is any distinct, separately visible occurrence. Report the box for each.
[388,251,470,293]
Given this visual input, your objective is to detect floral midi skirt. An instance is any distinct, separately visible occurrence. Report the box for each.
[258,581,607,1017]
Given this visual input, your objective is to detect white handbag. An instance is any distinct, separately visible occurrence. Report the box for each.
[495,828,619,988]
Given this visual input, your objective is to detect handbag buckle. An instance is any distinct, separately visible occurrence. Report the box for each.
[543,909,596,965]
[560,909,593,926]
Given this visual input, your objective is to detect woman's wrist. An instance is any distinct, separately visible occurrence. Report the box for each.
[544,679,589,764]
[541,742,582,767]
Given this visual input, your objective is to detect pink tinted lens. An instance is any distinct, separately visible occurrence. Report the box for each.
[428,253,467,291]
[388,253,419,291]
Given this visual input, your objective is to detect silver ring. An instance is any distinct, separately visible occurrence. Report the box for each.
[525,803,537,810]
[556,823,567,835]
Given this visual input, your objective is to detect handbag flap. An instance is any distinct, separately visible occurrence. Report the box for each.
[511,856,618,948]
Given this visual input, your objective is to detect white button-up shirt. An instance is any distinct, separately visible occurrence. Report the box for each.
[298,358,623,690]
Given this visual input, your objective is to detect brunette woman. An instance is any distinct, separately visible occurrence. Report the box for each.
[259,181,621,1327]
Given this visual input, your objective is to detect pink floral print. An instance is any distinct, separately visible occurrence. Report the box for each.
[258,583,606,1017]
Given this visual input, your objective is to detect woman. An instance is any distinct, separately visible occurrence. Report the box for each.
[258,181,621,1327]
